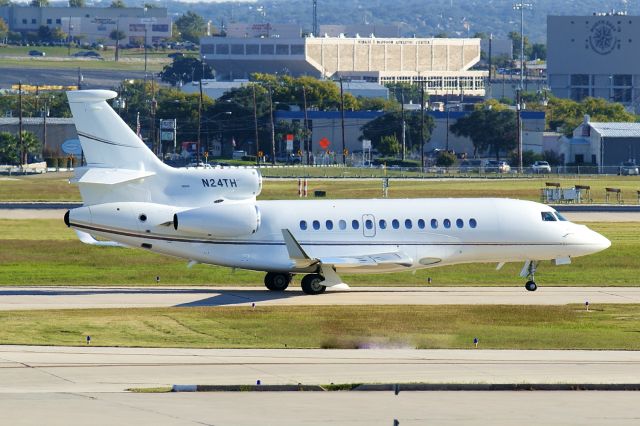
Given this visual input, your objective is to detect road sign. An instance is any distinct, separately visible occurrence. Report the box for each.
[319,137,330,150]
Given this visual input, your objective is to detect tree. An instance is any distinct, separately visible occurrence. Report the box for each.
[436,150,456,167]
[378,135,401,157]
[0,18,8,43]
[175,12,206,44]
[0,132,18,165]
[545,96,637,136]
[30,0,49,6]
[51,27,67,42]
[69,0,85,6]
[37,25,52,42]
[110,0,126,8]
[159,57,213,86]
[450,108,516,160]
[361,111,434,155]
[110,29,126,61]
[508,31,531,60]
[0,0,12,6]
[529,43,546,60]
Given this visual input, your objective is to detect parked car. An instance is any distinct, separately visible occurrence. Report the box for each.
[168,52,184,59]
[485,160,511,173]
[532,160,552,174]
[620,161,639,176]
[28,50,45,57]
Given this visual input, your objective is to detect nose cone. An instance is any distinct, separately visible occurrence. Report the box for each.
[565,226,611,256]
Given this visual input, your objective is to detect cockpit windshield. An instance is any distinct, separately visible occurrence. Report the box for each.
[554,211,568,221]
[541,212,557,221]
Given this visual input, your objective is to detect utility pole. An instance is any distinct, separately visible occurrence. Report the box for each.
[312,0,318,37]
[42,98,48,160]
[252,84,260,166]
[302,85,310,166]
[400,88,406,161]
[269,87,276,165]
[420,81,425,173]
[516,88,523,173]
[150,76,157,158]
[198,78,203,162]
[18,81,24,168]
[339,78,346,165]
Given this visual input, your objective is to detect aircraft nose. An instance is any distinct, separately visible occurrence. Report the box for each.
[563,226,611,256]
[590,229,611,251]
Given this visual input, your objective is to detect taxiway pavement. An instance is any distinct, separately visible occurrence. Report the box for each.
[0,286,638,310]
[0,346,639,425]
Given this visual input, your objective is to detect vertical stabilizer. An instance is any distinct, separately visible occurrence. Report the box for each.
[66,90,164,172]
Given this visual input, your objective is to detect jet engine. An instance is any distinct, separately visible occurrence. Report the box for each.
[173,202,260,238]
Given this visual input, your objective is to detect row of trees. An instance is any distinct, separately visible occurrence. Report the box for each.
[0,131,41,165]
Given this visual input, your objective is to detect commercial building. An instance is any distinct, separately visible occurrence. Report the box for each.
[558,115,640,166]
[0,5,171,46]
[0,117,77,159]
[201,34,487,96]
[547,13,640,112]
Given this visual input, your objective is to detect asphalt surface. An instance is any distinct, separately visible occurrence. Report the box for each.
[0,286,638,310]
[0,67,152,90]
[0,346,639,425]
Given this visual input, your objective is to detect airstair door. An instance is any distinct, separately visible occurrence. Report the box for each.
[362,214,376,237]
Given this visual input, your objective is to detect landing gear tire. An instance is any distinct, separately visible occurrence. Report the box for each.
[301,274,326,295]
[525,280,537,292]
[264,272,292,291]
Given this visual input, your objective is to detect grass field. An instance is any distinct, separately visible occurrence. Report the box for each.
[0,219,637,286]
[2,171,640,203]
[0,304,638,350]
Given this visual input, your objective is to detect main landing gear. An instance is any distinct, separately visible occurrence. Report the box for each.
[263,272,327,295]
[524,261,538,292]
[300,274,326,295]
[264,272,292,291]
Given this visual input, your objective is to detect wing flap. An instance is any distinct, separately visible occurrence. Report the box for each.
[318,252,414,268]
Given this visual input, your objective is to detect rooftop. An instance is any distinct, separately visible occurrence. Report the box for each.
[589,122,640,138]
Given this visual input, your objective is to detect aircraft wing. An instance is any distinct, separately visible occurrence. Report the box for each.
[281,229,413,286]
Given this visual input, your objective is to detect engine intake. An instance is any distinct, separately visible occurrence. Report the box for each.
[173,202,260,238]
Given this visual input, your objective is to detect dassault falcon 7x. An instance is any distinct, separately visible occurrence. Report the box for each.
[64,90,611,295]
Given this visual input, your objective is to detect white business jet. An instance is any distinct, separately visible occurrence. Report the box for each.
[63,90,611,294]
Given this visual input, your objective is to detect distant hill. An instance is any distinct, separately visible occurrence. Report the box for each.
[79,0,639,42]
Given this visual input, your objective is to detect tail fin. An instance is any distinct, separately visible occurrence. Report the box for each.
[66,90,163,172]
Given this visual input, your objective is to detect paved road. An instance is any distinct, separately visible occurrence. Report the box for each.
[1,346,639,392]
[0,67,152,89]
[1,391,638,426]
[0,346,639,425]
[0,286,638,310]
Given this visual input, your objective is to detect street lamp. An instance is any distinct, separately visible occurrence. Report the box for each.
[513,2,532,91]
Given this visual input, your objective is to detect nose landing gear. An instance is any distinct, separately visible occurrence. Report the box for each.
[522,261,539,291]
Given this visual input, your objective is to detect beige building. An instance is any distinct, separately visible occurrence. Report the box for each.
[201,36,487,96]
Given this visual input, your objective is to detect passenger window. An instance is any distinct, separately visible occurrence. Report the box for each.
[339,219,347,230]
[313,220,320,230]
[554,212,568,221]
[300,220,307,230]
[365,219,373,230]
[418,219,425,229]
[352,219,360,230]
[405,219,412,229]
[541,212,557,222]
[469,218,477,228]
[379,219,387,229]
[444,219,451,229]
[456,218,463,228]
[326,220,334,230]
[392,219,400,229]
[431,219,438,229]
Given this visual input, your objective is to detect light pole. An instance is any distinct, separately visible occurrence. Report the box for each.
[513,2,532,92]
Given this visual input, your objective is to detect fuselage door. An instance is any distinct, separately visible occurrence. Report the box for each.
[362,214,376,237]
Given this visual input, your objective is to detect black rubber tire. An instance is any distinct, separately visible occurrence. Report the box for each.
[264,272,291,291]
[525,280,537,292]
[301,274,326,295]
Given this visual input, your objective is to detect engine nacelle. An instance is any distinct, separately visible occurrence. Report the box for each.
[173,202,260,238]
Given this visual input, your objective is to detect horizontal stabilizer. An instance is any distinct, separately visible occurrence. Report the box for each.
[73,168,156,185]
[74,230,126,247]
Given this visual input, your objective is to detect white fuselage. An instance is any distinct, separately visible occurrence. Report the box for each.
[68,196,611,275]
